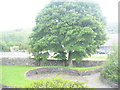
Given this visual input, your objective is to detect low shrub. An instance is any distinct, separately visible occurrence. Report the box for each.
[101,44,120,83]
[25,77,93,88]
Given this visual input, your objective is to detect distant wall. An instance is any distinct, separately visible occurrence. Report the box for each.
[0,57,35,66]
[0,57,105,67]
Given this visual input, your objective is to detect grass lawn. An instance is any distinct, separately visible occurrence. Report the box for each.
[83,54,107,60]
[88,55,107,59]
[0,65,102,88]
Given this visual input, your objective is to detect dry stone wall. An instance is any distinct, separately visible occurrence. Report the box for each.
[0,57,105,67]
[0,57,36,66]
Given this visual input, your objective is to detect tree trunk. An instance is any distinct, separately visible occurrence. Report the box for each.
[39,59,43,66]
[68,51,73,67]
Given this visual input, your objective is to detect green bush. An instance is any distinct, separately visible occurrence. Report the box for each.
[101,44,120,83]
[25,77,93,88]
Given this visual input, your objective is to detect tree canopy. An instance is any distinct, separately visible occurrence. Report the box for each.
[29,0,106,66]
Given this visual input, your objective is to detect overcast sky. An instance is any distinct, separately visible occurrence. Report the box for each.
[0,0,118,32]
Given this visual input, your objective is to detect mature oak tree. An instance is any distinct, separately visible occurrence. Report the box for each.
[29,0,106,66]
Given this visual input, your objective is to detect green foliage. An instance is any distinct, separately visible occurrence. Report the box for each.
[30,0,106,65]
[34,52,49,62]
[0,29,32,52]
[7,41,16,47]
[101,43,119,83]
[0,40,9,51]
[0,29,32,42]
[25,77,92,88]
[15,41,30,51]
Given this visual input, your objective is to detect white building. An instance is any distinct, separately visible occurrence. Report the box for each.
[10,46,19,52]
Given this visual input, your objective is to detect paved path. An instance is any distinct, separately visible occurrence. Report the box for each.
[27,72,112,88]
[84,73,111,88]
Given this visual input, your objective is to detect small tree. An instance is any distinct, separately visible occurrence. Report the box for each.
[29,0,106,66]
[0,40,8,52]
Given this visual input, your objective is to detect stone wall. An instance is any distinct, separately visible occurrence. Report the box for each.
[0,57,105,67]
[0,57,35,66]
[73,60,104,67]
[39,60,67,66]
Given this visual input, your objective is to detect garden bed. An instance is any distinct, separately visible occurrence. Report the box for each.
[26,67,103,77]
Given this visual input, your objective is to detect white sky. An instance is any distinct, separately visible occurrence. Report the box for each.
[0,0,118,32]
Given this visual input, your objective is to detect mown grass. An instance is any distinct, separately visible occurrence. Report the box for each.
[0,65,102,87]
[0,65,40,87]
